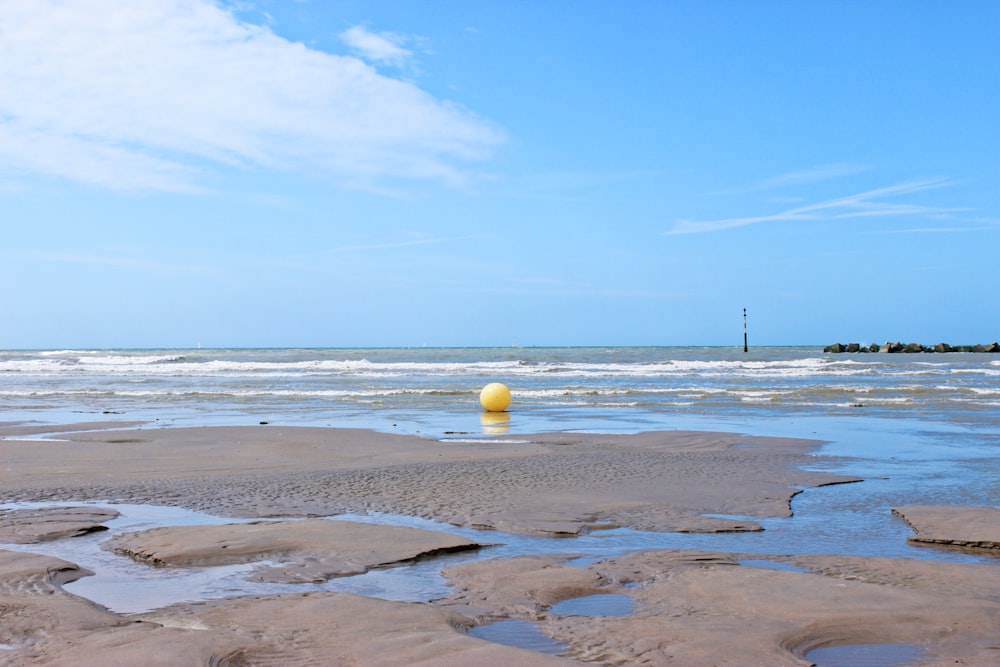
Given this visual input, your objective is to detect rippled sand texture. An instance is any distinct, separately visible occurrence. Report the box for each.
[443,551,1000,666]
[104,518,482,583]
[2,422,999,665]
[0,549,577,666]
[0,424,853,535]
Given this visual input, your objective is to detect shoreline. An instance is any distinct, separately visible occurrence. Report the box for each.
[2,422,999,665]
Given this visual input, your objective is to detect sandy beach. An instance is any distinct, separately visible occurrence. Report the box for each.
[2,421,998,665]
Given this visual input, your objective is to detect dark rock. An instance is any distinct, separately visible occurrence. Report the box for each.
[824,341,998,353]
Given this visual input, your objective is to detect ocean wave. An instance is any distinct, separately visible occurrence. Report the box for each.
[36,349,102,356]
[0,388,470,399]
[86,355,188,366]
[2,348,995,430]
[949,367,1000,377]
[953,386,1000,396]
[0,356,887,379]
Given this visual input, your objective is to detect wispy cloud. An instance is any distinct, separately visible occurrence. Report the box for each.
[308,234,479,255]
[751,163,870,189]
[667,178,965,235]
[340,25,413,67]
[868,222,1000,234]
[0,1,504,193]
[708,163,871,197]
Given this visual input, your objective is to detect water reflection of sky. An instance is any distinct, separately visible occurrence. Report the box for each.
[2,494,996,616]
[4,407,999,615]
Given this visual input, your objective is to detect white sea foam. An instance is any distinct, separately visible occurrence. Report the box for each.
[1,347,996,430]
[0,356,879,379]
[959,386,1000,396]
[0,388,462,399]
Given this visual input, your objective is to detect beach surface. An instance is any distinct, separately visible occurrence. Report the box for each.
[0,423,851,535]
[2,421,998,665]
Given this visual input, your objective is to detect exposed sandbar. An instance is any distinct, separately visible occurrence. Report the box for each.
[0,548,576,666]
[442,550,1000,665]
[105,518,483,583]
[0,423,854,536]
[0,505,119,544]
[3,422,998,665]
[893,505,1000,550]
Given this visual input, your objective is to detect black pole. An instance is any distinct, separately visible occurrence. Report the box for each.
[743,308,748,353]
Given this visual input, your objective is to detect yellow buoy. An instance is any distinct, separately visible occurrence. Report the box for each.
[480,382,511,412]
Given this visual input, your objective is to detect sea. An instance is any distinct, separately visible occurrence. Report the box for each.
[1,346,999,614]
[2,345,998,434]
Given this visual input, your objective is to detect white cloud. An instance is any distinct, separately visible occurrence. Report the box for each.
[667,178,965,235]
[339,25,412,66]
[748,163,871,189]
[707,163,870,197]
[0,0,503,192]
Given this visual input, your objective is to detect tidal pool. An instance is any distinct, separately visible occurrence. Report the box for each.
[805,643,928,667]
[1,493,995,615]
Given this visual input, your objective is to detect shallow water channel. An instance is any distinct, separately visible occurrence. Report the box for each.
[3,413,998,665]
[1,490,995,617]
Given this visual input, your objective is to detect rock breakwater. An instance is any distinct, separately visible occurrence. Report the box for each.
[824,341,1000,353]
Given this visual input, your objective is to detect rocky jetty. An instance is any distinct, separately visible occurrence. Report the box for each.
[824,341,1000,353]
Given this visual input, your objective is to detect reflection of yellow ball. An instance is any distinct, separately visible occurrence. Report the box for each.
[481,411,511,435]
[480,382,511,412]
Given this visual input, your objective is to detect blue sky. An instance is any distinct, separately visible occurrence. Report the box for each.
[1,0,997,348]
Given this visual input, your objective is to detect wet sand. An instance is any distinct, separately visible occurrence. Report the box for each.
[442,550,1000,665]
[0,423,852,535]
[104,518,483,583]
[892,505,1000,551]
[2,422,998,665]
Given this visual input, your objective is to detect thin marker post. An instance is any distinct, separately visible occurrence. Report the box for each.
[743,308,748,353]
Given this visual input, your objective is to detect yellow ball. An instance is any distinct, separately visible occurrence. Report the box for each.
[480,382,511,412]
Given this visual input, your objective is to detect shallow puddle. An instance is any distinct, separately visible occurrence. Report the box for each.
[549,593,634,616]
[0,502,462,613]
[467,619,568,655]
[739,559,810,573]
[806,643,928,667]
[1,499,996,615]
